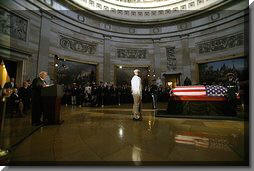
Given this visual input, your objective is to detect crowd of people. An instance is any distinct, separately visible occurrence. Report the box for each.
[62,82,170,108]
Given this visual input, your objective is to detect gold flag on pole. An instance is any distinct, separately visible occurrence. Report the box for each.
[0,60,10,88]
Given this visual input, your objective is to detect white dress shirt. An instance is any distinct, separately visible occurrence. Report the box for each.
[131,75,142,95]
[11,82,14,88]
[85,86,92,94]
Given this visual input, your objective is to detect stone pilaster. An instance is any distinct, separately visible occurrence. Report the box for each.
[103,35,111,83]
[189,36,199,84]
[153,38,162,78]
[180,34,191,84]
[36,11,52,75]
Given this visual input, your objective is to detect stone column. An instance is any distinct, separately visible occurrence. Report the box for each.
[103,35,111,83]
[153,39,162,78]
[36,11,52,75]
[16,61,24,87]
[180,34,191,84]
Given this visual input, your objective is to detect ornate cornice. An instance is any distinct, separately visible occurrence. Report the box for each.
[117,48,147,59]
[197,33,244,54]
[59,34,97,54]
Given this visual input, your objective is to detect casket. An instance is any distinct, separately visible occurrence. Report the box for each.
[167,85,236,116]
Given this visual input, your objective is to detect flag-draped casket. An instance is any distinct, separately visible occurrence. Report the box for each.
[167,85,237,116]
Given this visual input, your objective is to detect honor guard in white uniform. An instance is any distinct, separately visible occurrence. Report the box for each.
[131,69,142,121]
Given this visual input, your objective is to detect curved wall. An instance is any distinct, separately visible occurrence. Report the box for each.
[0,0,248,86]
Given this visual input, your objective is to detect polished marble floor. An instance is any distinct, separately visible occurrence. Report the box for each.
[8,106,248,165]
[0,113,40,150]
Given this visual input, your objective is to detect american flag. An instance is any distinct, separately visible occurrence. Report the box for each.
[170,85,228,101]
[206,85,228,96]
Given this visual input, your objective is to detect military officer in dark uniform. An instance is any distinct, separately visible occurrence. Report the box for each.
[150,83,159,109]
[224,73,239,115]
[184,77,192,86]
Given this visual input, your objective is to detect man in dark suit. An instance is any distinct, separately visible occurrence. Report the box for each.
[31,71,48,126]
[4,78,16,89]
[19,81,32,114]
[9,88,23,117]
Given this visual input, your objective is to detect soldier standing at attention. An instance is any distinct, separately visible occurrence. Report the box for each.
[131,69,142,121]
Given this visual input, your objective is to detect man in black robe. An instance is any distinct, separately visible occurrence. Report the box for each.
[31,71,48,126]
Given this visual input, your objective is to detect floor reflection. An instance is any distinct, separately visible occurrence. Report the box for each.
[7,105,247,165]
[175,132,231,150]
[132,145,142,165]
[0,112,40,150]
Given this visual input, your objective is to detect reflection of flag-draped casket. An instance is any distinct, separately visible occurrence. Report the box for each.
[167,85,236,116]
[174,131,230,150]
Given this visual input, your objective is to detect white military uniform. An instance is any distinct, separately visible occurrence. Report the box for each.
[131,75,142,119]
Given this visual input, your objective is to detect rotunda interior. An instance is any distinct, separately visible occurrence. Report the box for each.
[0,0,250,166]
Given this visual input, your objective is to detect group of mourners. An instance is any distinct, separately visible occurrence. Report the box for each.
[61,82,169,108]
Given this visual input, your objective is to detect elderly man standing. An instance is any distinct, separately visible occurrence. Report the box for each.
[31,71,48,126]
[131,69,142,121]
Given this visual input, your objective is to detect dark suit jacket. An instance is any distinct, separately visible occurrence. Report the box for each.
[31,77,45,99]
[4,82,16,89]
[19,87,31,103]
[10,93,20,105]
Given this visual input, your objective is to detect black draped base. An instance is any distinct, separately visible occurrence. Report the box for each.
[166,100,237,117]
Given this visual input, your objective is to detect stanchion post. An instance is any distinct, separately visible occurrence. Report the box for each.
[0,97,9,162]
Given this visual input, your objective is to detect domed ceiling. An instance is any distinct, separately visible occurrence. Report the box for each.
[66,0,228,23]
